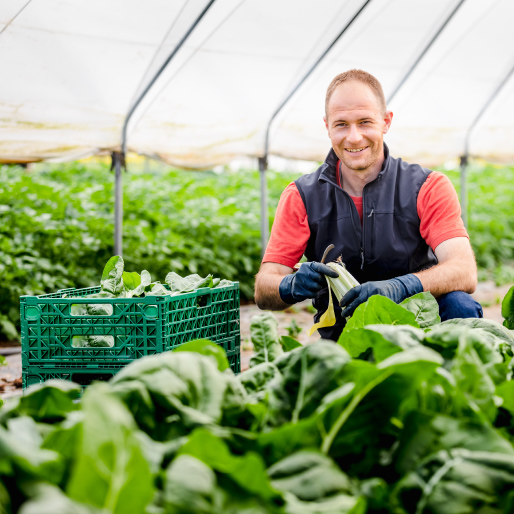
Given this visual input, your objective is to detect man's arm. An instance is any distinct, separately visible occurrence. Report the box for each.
[413,236,477,297]
[255,261,339,310]
[254,262,293,311]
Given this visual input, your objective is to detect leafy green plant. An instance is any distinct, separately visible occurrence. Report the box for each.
[0,162,297,339]
[2,291,514,512]
[285,319,302,339]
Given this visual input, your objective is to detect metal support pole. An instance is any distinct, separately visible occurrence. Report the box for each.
[116,0,216,255]
[460,59,514,231]
[258,157,268,257]
[112,151,125,256]
[459,154,468,229]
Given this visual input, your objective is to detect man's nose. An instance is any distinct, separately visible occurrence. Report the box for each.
[346,124,361,143]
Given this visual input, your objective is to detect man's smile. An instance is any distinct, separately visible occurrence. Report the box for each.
[345,147,367,153]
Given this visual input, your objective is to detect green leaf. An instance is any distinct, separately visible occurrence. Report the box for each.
[66,383,154,514]
[0,416,64,482]
[19,482,105,514]
[343,295,419,332]
[110,352,247,441]
[280,335,302,352]
[0,314,19,341]
[177,428,279,501]
[441,317,514,345]
[338,324,424,363]
[173,339,229,372]
[451,333,497,421]
[400,292,441,329]
[265,341,351,426]
[100,255,125,295]
[0,480,10,514]
[239,362,281,396]
[12,380,81,422]
[394,412,514,477]
[249,313,284,367]
[267,450,353,501]
[496,380,514,416]
[162,454,218,513]
[165,272,214,294]
[122,271,141,291]
[392,450,514,514]
[502,285,514,329]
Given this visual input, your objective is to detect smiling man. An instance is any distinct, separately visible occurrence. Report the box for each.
[254,69,482,341]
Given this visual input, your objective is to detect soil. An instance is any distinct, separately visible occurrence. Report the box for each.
[1,281,511,400]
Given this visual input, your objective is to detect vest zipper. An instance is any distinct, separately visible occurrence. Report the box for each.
[369,202,375,260]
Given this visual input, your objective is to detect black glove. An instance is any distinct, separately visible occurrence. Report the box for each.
[279,262,339,304]
[340,274,423,319]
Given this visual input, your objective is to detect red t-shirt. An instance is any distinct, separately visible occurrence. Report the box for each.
[263,168,468,268]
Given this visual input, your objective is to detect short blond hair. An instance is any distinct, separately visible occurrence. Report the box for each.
[325,69,386,116]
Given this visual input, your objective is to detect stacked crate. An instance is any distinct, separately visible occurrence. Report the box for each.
[20,283,240,389]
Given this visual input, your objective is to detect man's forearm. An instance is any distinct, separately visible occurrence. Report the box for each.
[254,269,291,311]
[413,255,477,298]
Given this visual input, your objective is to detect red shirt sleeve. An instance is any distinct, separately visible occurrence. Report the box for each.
[262,182,310,268]
[417,171,469,251]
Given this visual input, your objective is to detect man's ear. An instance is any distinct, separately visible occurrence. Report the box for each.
[323,115,329,134]
[383,110,393,134]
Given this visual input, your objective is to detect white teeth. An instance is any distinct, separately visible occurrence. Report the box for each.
[346,148,365,153]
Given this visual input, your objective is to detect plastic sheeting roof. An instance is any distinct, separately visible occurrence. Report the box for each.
[2,0,514,167]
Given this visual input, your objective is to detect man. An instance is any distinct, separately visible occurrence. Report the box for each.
[254,69,482,341]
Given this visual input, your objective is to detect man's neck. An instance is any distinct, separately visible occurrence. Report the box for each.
[338,152,385,197]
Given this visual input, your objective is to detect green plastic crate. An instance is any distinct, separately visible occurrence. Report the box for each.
[21,283,240,376]
[22,349,241,390]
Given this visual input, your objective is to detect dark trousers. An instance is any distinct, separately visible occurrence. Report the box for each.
[436,291,483,321]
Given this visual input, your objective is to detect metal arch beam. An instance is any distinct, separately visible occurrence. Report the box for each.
[386,0,467,104]
[258,0,374,257]
[114,0,217,256]
[459,60,514,228]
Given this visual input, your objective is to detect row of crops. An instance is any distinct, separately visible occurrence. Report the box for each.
[2,291,514,512]
[1,160,514,340]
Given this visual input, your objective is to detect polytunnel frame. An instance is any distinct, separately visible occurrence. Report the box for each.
[459,60,514,229]
[113,0,508,264]
[113,0,217,256]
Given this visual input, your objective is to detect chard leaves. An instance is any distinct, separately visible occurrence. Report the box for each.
[401,292,441,329]
[100,255,125,295]
[249,313,283,367]
[65,384,154,514]
[502,284,514,329]
[344,295,419,332]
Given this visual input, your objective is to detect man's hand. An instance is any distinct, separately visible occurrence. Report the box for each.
[279,262,339,304]
[340,274,423,318]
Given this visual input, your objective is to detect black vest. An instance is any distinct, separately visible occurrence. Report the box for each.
[294,144,437,340]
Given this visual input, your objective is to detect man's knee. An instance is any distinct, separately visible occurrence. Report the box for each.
[436,291,483,321]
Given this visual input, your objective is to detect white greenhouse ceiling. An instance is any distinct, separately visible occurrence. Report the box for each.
[1,0,514,167]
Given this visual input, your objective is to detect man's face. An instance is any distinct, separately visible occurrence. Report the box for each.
[324,81,392,174]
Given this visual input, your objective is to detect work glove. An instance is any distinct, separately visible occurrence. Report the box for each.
[340,274,423,319]
[279,262,339,304]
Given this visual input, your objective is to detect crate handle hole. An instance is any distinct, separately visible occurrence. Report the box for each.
[197,294,212,308]
[71,304,113,316]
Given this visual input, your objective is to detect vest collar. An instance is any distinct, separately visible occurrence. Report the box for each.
[319,143,391,185]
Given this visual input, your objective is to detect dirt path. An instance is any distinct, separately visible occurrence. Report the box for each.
[1,281,511,399]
